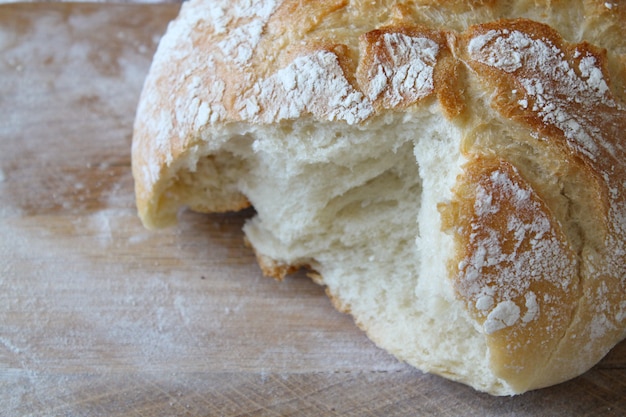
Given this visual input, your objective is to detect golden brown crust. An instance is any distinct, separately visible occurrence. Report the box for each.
[245,236,310,281]
[133,0,626,393]
[441,156,581,392]
[355,26,446,109]
[453,18,626,390]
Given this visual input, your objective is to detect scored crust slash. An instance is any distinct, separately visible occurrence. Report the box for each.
[131,0,626,395]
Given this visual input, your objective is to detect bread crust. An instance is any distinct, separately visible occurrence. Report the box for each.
[132,0,626,394]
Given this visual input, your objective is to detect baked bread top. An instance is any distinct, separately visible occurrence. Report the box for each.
[132,0,626,395]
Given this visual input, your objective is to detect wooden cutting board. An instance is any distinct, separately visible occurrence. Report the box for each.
[1,3,625,416]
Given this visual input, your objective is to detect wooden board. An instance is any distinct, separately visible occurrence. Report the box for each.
[1,3,625,416]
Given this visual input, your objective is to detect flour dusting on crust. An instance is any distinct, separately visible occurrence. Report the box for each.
[237,51,375,124]
[456,163,578,336]
[468,28,619,161]
[366,33,439,106]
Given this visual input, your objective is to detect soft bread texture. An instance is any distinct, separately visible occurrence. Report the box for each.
[132,0,626,395]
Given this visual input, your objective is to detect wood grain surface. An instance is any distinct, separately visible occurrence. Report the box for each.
[1,3,625,416]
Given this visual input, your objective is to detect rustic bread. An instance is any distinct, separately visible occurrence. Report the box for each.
[132,0,626,395]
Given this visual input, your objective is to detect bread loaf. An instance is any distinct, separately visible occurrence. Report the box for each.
[132,0,626,395]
